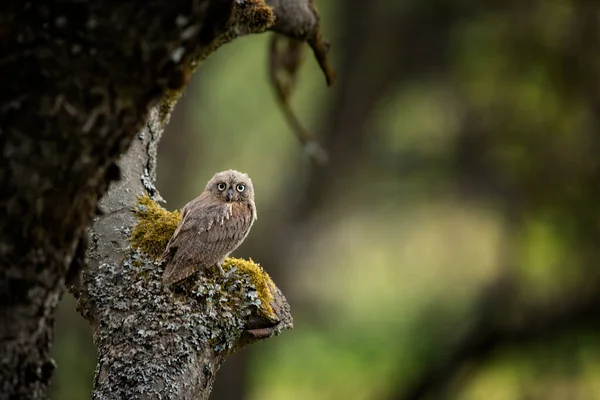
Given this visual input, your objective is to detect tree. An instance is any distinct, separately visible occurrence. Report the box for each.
[0,1,330,398]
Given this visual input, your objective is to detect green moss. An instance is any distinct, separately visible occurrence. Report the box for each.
[130,194,181,260]
[129,194,277,319]
[223,257,276,317]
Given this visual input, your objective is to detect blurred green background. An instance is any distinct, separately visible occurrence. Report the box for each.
[50,1,600,399]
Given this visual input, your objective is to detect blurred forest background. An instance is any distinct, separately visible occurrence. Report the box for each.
[50,1,600,399]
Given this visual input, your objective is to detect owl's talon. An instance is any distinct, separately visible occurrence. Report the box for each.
[217,264,225,276]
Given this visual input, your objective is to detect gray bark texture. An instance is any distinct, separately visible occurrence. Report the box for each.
[0,0,324,398]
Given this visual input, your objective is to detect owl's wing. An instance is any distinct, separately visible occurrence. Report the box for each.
[160,201,254,285]
[157,203,191,265]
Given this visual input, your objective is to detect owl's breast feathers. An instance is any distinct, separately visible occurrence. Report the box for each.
[159,196,256,285]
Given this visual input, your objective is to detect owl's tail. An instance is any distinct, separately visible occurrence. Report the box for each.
[161,255,197,286]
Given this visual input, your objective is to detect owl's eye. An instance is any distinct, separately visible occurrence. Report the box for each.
[217,183,226,191]
[236,184,245,193]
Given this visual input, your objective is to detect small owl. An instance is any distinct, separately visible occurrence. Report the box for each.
[158,170,257,285]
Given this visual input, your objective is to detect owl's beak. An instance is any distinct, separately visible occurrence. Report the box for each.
[226,187,234,201]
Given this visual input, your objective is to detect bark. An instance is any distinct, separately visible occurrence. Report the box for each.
[0,0,311,398]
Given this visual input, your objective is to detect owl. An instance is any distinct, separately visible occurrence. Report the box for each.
[158,170,257,285]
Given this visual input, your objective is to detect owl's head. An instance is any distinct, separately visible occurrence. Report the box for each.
[206,169,255,203]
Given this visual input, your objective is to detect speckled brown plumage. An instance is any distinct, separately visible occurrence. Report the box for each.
[159,170,257,285]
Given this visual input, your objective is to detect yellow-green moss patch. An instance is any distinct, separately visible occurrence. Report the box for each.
[223,257,276,317]
[130,194,181,259]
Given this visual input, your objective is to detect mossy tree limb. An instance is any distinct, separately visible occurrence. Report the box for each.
[0,0,305,399]
[79,106,292,400]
